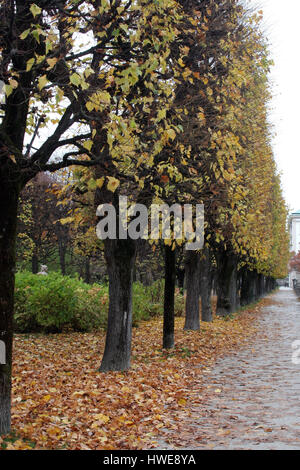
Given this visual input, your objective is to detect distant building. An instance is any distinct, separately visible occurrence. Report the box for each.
[289,210,300,287]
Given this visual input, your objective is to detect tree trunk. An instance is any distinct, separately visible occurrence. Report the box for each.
[258,273,265,298]
[59,241,66,276]
[163,246,176,349]
[212,272,217,296]
[84,257,91,284]
[241,269,251,306]
[236,270,242,310]
[31,252,38,274]
[145,269,153,286]
[266,276,273,293]
[241,269,258,306]
[266,277,271,293]
[176,267,185,294]
[0,184,19,435]
[253,271,260,301]
[184,251,200,330]
[99,239,136,372]
[216,250,238,317]
[200,248,214,323]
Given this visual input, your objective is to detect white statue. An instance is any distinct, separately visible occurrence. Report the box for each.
[37,264,48,276]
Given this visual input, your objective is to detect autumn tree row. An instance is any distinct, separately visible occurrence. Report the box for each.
[60,1,289,364]
[0,0,289,435]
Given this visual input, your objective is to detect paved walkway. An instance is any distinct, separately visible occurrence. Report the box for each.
[162,288,300,450]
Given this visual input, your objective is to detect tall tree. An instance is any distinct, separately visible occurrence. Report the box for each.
[0,0,183,434]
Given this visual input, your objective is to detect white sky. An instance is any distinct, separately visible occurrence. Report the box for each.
[251,0,300,212]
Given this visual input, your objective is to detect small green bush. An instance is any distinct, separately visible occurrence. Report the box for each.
[14,272,108,333]
[132,281,185,323]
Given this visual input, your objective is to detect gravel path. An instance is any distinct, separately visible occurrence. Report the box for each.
[159,288,300,450]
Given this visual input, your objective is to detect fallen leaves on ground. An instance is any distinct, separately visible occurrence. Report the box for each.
[1,297,274,450]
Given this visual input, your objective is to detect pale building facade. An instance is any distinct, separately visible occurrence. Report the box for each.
[289,210,300,287]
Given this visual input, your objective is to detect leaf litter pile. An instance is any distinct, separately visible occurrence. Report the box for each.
[1,298,273,450]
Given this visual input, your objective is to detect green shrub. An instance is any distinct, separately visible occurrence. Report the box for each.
[14,273,184,333]
[132,281,185,324]
[14,272,108,333]
[132,280,164,325]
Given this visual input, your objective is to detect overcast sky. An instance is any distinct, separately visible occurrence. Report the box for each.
[250,0,300,212]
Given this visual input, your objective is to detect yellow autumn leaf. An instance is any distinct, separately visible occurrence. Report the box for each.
[70,73,81,87]
[9,155,17,164]
[166,129,176,141]
[5,85,13,97]
[93,413,110,424]
[83,140,93,151]
[86,101,94,112]
[46,58,58,70]
[38,75,48,90]
[30,4,42,17]
[107,177,120,193]
[177,398,187,406]
[96,177,105,189]
[26,58,35,72]
[9,79,19,89]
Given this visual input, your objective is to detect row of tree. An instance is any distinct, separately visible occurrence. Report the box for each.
[0,0,289,435]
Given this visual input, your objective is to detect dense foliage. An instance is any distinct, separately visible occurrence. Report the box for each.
[14,273,184,333]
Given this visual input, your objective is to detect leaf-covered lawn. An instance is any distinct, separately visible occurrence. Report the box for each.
[1,299,272,450]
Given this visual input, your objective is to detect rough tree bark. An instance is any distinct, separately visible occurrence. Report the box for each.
[240,269,258,306]
[163,246,176,349]
[184,251,200,330]
[0,181,20,435]
[240,269,251,306]
[84,257,91,284]
[257,273,265,299]
[200,248,214,323]
[31,252,39,274]
[265,277,270,293]
[176,266,185,294]
[216,250,238,317]
[252,270,260,301]
[236,269,242,310]
[266,276,274,293]
[99,238,137,372]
